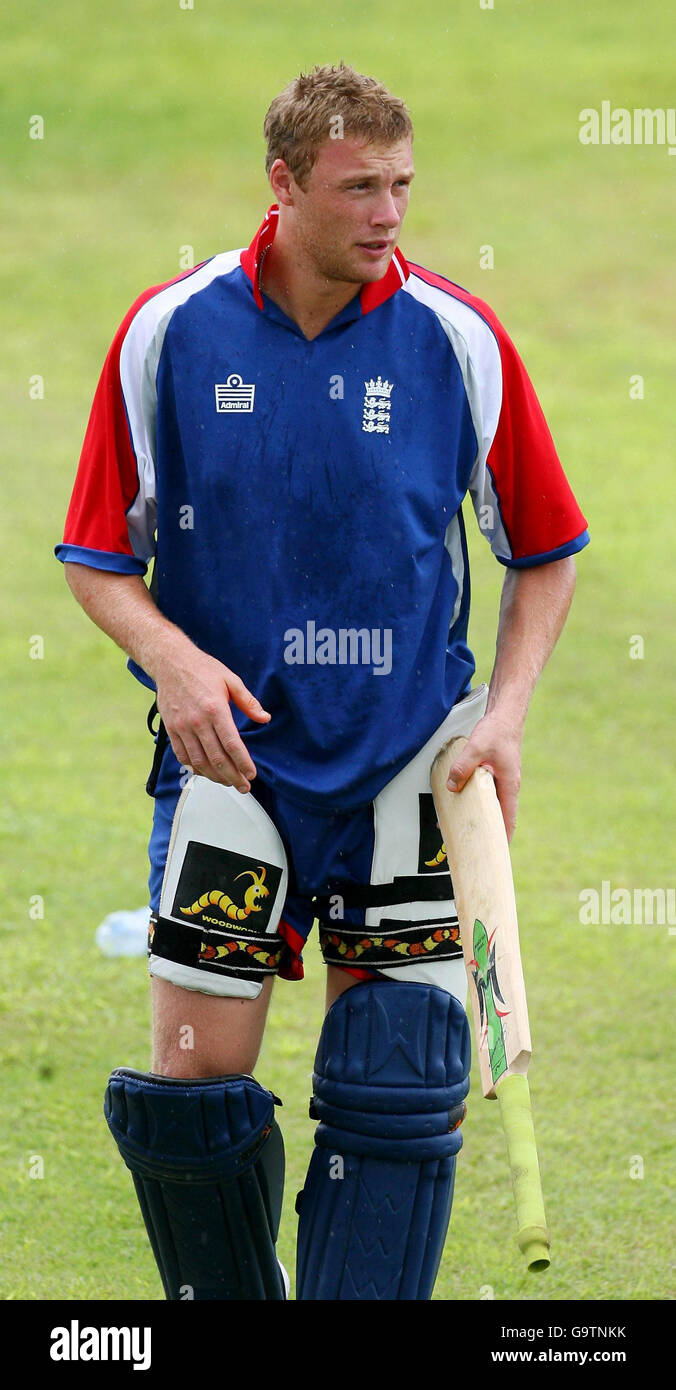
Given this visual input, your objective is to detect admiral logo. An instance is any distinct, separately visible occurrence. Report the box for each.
[215,373,256,412]
[172,841,282,933]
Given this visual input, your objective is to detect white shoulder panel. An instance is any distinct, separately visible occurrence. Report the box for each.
[118,249,244,561]
[402,272,511,560]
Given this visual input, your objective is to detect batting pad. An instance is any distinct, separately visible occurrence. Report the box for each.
[149,774,289,998]
[370,682,488,994]
[296,979,471,1300]
[105,1069,286,1300]
[314,683,488,996]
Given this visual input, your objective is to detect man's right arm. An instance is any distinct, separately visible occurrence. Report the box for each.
[64,564,270,792]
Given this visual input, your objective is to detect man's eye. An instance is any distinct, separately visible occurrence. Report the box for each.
[349,179,409,190]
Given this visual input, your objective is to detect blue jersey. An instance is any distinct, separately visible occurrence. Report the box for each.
[56,204,589,810]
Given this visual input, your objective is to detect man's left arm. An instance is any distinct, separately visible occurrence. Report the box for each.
[445,555,577,840]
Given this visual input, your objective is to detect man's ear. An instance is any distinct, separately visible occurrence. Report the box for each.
[269,158,297,207]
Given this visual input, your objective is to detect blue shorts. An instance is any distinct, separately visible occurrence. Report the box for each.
[147,684,488,987]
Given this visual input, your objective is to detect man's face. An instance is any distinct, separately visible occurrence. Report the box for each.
[289,135,414,285]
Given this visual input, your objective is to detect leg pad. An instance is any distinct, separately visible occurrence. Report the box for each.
[296,980,471,1300]
[105,1070,286,1300]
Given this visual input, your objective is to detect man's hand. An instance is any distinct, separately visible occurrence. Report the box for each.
[154,646,270,793]
[445,711,522,843]
[63,567,270,793]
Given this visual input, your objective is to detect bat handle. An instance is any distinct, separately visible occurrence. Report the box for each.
[496,1072,551,1272]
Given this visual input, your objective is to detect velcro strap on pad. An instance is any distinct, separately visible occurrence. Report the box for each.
[312,873,454,911]
[319,918,461,970]
[150,912,284,982]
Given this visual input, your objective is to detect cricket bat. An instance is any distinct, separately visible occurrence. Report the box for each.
[430,736,551,1272]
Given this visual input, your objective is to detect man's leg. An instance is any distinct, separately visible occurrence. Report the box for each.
[105,977,286,1301]
[296,970,469,1301]
[295,689,487,1301]
[151,974,274,1078]
[325,963,361,1010]
[105,771,291,1300]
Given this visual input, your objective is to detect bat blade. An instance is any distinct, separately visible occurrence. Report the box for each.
[430,736,531,1098]
[430,735,550,1271]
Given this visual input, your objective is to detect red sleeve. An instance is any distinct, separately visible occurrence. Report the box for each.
[55,265,205,573]
[58,296,151,566]
[481,312,589,566]
[406,263,589,567]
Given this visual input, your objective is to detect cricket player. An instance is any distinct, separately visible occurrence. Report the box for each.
[56,62,589,1300]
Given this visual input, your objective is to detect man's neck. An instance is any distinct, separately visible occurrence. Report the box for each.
[258,235,361,342]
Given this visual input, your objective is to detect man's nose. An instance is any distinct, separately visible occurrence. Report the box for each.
[369,192,401,229]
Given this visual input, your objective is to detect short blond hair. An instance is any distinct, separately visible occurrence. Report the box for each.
[263,62,413,189]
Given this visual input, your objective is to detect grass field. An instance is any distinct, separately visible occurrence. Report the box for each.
[1,0,674,1302]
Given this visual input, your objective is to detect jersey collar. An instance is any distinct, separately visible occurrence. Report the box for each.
[239,203,410,314]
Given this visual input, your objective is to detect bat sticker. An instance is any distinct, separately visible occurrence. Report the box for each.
[469,917,510,1084]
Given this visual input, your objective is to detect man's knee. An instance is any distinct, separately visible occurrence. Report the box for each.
[150,974,274,1078]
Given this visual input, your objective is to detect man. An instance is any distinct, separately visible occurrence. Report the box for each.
[56,62,588,1301]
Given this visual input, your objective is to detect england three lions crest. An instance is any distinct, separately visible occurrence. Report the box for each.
[362,376,393,434]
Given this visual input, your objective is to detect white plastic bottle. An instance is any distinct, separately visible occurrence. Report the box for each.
[95,906,150,957]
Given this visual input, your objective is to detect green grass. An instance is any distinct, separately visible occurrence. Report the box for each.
[1,0,673,1301]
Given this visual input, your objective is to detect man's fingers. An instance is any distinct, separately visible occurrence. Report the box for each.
[446,749,480,792]
[157,662,268,792]
[446,743,519,841]
[207,757,251,793]
[226,673,271,724]
[495,781,519,842]
[175,731,209,780]
[169,731,191,773]
[198,725,252,792]
[170,728,250,792]
[486,765,520,842]
[176,702,258,783]
[210,712,258,781]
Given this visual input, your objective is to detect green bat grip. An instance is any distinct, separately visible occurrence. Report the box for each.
[496,1073,551,1271]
